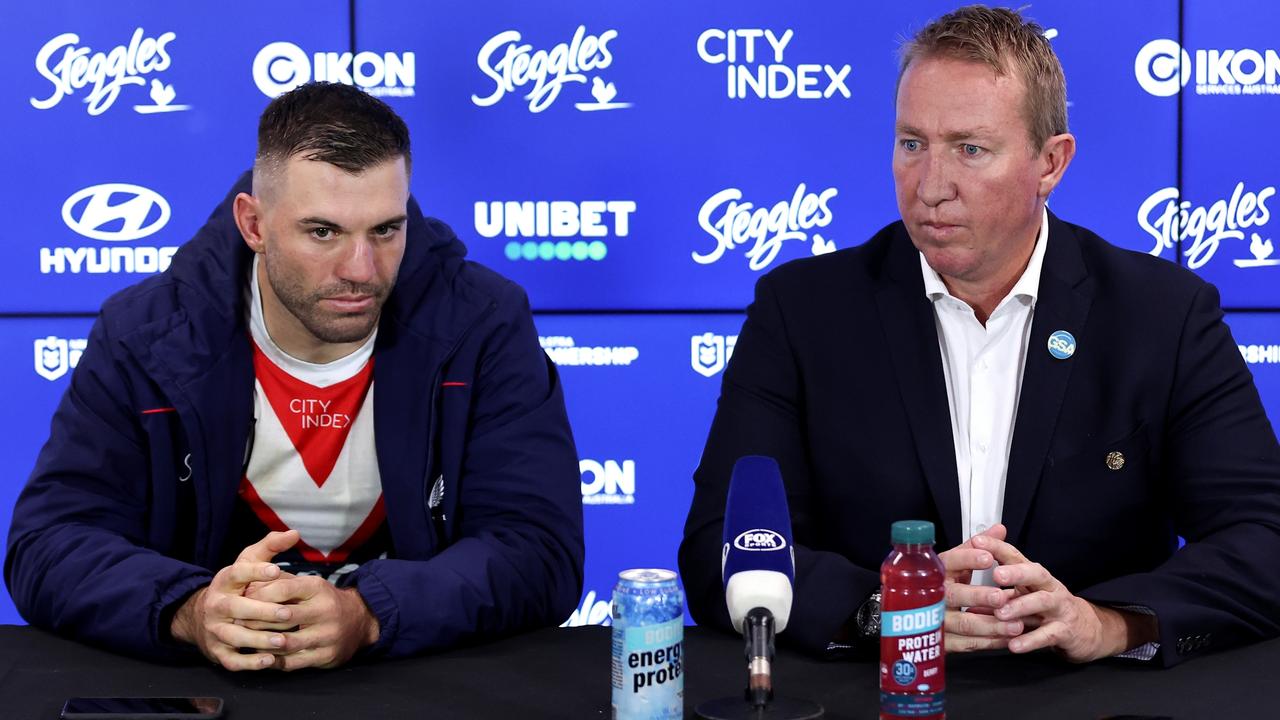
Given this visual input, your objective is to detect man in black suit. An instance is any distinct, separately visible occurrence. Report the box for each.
[680,5,1280,666]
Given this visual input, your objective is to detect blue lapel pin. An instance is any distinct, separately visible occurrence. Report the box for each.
[1047,330,1076,360]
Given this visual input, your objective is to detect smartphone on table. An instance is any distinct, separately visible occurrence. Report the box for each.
[60,696,224,719]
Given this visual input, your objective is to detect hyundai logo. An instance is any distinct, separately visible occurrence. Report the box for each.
[62,183,170,241]
[733,529,787,552]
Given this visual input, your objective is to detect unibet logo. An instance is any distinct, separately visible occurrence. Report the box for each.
[253,42,415,98]
[475,200,636,262]
[34,336,87,381]
[733,529,786,552]
[694,184,838,271]
[580,459,635,505]
[472,26,631,113]
[696,29,851,100]
[1136,39,1280,96]
[43,183,180,275]
[1138,182,1275,270]
[691,333,737,378]
[31,28,191,115]
[540,336,639,367]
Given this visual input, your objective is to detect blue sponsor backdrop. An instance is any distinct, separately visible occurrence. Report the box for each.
[0,318,95,625]
[2,1,349,313]
[0,1,1277,627]
[536,314,747,625]
[362,0,1181,309]
[1179,0,1280,306]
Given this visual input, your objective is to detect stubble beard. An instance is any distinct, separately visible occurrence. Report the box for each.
[264,255,395,345]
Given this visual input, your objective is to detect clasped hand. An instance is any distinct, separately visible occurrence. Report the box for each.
[169,530,379,671]
[939,524,1151,662]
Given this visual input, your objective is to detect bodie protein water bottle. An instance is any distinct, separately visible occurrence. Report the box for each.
[879,520,946,719]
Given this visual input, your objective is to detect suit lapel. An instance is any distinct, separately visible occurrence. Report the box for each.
[1001,212,1094,546]
[874,227,963,548]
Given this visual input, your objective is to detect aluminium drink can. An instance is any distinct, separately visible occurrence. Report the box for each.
[611,568,684,720]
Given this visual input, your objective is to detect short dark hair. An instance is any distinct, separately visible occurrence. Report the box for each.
[254,82,411,191]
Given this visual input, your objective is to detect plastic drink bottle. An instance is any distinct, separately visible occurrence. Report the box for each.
[880,520,946,719]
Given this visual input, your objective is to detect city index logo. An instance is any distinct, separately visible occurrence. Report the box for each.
[696,28,851,100]
[253,42,415,98]
[1136,39,1280,96]
[43,183,179,275]
[472,25,631,112]
[31,28,191,116]
[580,459,634,505]
[34,336,87,381]
[734,529,787,551]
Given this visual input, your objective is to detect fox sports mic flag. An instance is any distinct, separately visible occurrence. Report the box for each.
[722,455,796,632]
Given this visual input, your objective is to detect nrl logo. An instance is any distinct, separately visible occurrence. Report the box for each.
[691,332,737,378]
[34,336,87,381]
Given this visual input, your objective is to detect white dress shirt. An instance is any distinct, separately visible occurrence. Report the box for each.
[918,210,1158,660]
[921,207,1048,587]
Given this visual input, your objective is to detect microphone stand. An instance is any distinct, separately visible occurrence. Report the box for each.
[695,607,824,719]
[745,607,776,709]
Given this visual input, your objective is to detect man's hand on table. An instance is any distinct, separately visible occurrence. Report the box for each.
[169,530,300,670]
[243,566,379,670]
[938,524,1158,662]
[170,530,379,671]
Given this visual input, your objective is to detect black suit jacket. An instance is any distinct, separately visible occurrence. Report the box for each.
[679,212,1280,666]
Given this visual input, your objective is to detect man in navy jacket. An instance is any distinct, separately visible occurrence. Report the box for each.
[6,83,583,669]
[681,7,1280,666]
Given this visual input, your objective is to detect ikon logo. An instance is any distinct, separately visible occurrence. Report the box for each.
[252,42,416,98]
[734,529,786,551]
[62,183,170,241]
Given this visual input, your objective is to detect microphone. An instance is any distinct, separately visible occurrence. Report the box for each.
[722,456,795,639]
[696,456,823,720]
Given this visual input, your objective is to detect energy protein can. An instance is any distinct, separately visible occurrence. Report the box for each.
[611,568,684,720]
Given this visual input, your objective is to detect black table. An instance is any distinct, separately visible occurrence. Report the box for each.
[1,625,1273,718]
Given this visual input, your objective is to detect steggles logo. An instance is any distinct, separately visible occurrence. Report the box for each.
[1138,182,1276,269]
[693,184,838,271]
[472,25,631,113]
[31,28,191,116]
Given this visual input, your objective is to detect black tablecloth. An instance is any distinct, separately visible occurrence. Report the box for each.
[0,624,1273,719]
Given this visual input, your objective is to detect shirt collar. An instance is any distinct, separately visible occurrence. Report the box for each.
[920,206,1050,306]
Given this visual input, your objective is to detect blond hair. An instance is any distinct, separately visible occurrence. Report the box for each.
[899,5,1068,150]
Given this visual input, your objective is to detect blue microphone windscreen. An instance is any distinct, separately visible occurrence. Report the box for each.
[722,455,795,586]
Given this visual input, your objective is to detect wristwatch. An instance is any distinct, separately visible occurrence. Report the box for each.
[855,590,882,638]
